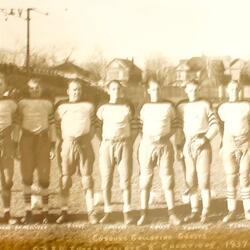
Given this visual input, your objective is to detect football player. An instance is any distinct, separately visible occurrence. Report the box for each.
[55,80,98,224]
[176,79,219,223]
[96,80,138,225]
[137,78,181,226]
[218,80,250,222]
[16,78,56,224]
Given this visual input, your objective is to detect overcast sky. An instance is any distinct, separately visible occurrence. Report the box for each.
[0,0,250,67]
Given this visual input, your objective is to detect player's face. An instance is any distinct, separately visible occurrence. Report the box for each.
[147,81,160,102]
[108,82,123,100]
[0,76,6,96]
[28,81,43,98]
[227,82,239,102]
[185,83,199,101]
[67,82,82,102]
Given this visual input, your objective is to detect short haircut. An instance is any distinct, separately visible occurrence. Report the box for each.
[185,78,200,86]
[227,79,241,88]
[146,77,161,89]
[106,79,125,88]
[27,77,42,86]
[67,79,83,89]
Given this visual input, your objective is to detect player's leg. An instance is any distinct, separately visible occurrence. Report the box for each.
[0,158,15,224]
[239,149,250,220]
[222,150,238,223]
[0,133,16,224]
[20,134,35,224]
[196,142,212,223]
[99,140,115,223]
[37,135,51,224]
[137,140,153,226]
[56,140,75,224]
[117,140,133,225]
[183,142,199,223]
[159,142,181,226]
[79,141,98,224]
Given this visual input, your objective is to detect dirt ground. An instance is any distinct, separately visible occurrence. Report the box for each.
[1,134,250,249]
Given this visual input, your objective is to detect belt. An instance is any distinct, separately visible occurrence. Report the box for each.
[22,129,48,137]
[62,134,91,143]
[142,134,170,143]
[103,137,128,143]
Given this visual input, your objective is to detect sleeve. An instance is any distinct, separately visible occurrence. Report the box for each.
[129,102,140,132]
[54,105,62,139]
[170,104,178,131]
[90,104,96,127]
[96,105,104,129]
[175,104,185,149]
[48,102,57,143]
[12,101,22,143]
[205,102,219,140]
[217,104,225,136]
[96,105,104,121]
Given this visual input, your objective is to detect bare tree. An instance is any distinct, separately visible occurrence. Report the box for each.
[81,48,108,82]
[143,54,174,85]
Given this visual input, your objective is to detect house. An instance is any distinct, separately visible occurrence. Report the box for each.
[175,59,189,82]
[206,59,225,86]
[52,61,93,82]
[105,58,142,85]
[225,59,245,81]
[174,57,207,86]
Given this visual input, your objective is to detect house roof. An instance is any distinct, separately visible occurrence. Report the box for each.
[176,60,189,71]
[53,61,91,78]
[187,57,206,71]
[107,58,142,72]
[229,58,245,69]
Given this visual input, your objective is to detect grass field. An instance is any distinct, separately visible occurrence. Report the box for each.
[2,133,250,249]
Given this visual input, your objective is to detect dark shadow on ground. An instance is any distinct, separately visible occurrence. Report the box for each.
[6,198,245,225]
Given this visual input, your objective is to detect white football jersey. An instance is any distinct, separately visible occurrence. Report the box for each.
[140,101,176,138]
[218,101,250,136]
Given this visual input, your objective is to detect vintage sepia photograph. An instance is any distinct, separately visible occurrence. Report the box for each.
[0,0,250,249]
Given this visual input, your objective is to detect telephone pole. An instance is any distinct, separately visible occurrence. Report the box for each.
[26,8,32,70]
[0,8,48,71]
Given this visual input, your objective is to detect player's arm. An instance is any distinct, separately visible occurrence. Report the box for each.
[175,104,185,160]
[129,102,141,146]
[89,107,97,140]
[168,104,178,138]
[204,102,219,141]
[95,105,103,142]
[48,103,57,160]
[12,102,22,159]
[54,105,62,141]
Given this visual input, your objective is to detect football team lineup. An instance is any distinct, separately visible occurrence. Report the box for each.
[0,71,249,229]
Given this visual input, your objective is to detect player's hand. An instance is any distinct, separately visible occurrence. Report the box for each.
[13,142,20,160]
[49,143,56,160]
[193,137,207,150]
[176,149,184,160]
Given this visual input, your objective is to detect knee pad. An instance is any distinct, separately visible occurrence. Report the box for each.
[38,179,50,189]
[186,173,198,190]
[2,180,13,191]
[81,176,93,190]
[139,174,153,190]
[120,178,130,191]
[60,175,72,194]
[161,175,174,190]
[226,172,238,188]
[101,175,113,191]
[199,173,210,190]
[239,173,250,189]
